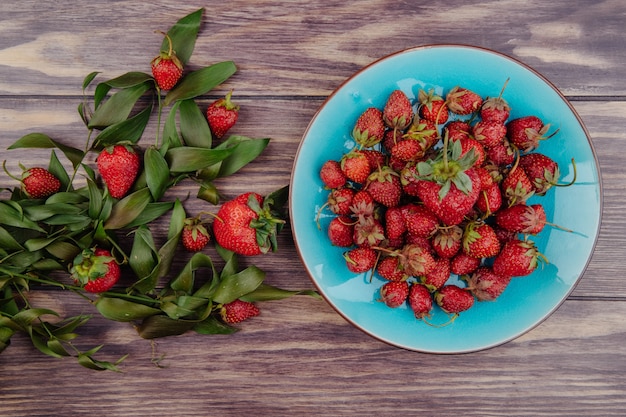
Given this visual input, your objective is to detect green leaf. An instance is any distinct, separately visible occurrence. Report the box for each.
[136,315,195,339]
[0,201,45,232]
[104,187,152,230]
[240,283,320,302]
[88,82,152,129]
[162,8,204,65]
[95,297,161,322]
[129,225,158,280]
[48,150,71,191]
[169,252,216,294]
[82,71,100,90]
[23,202,82,222]
[161,295,209,320]
[165,146,235,173]
[162,101,183,148]
[211,266,265,304]
[87,178,104,220]
[94,72,153,108]
[12,308,59,329]
[216,137,270,178]
[123,201,175,229]
[164,61,237,105]
[196,180,220,205]
[8,133,84,169]
[193,315,238,335]
[0,226,23,251]
[94,103,153,147]
[144,146,170,201]
[179,99,212,148]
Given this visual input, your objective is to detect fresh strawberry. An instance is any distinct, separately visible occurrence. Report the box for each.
[444,120,472,141]
[327,215,355,247]
[383,89,414,131]
[431,225,463,258]
[344,247,377,273]
[434,285,474,314]
[408,283,433,319]
[182,217,210,252]
[404,118,439,150]
[418,89,449,124]
[365,165,402,207]
[377,256,407,281]
[19,167,61,199]
[475,182,503,215]
[206,90,240,139]
[397,243,436,277]
[486,137,516,167]
[361,149,386,170]
[420,256,451,291]
[399,164,421,197]
[353,217,385,248]
[151,32,183,91]
[446,86,483,115]
[400,203,439,238]
[70,248,121,293]
[450,252,481,276]
[464,266,512,301]
[518,152,561,195]
[458,137,486,167]
[391,138,425,163]
[341,149,371,184]
[96,144,140,199]
[506,115,554,152]
[379,280,409,308]
[495,203,547,235]
[501,166,534,206]
[480,80,511,123]
[325,187,355,216]
[384,206,407,240]
[220,299,260,324]
[462,222,500,259]
[352,107,385,148]
[320,160,346,189]
[472,120,506,148]
[213,191,286,256]
[492,237,545,278]
[349,190,377,221]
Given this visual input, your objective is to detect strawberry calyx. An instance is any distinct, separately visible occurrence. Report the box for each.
[245,189,288,254]
[151,31,183,70]
[69,248,116,286]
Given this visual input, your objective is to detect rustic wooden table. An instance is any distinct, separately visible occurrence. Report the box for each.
[1,1,625,416]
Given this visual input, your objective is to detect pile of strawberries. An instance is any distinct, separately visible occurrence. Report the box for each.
[319,82,574,321]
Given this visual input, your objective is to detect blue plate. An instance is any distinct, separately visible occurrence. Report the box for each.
[289,45,602,353]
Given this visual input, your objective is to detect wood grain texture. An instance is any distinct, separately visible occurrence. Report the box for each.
[1,1,625,416]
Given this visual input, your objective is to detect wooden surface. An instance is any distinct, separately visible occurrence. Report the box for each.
[1,1,625,416]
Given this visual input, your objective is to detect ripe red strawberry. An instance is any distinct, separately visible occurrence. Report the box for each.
[506,115,554,152]
[319,160,347,189]
[472,120,506,148]
[383,89,414,131]
[401,203,439,238]
[397,243,436,277]
[96,144,140,199]
[341,149,371,184]
[404,118,439,150]
[464,266,512,301]
[450,252,481,276]
[418,89,449,124]
[379,280,409,308]
[344,247,377,273]
[182,218,210,252]
[421,256,451,291]
[206,90,240,139]
[325,187,355,216]
[475,182,503,215]
[70,248,121,293]
[486,137,516,167]
[501,167,534,206]
[480,80,511,123]
[384,206,407,240]
[462,222,501,259]
[408,283,433,319]
[361,149,386,170]
[352,107,385,148]
[220,299,260,324]
[213,191,286,256]
[151,32,183,91]
[365,166,402,207]
[492,237,544,278]
[458,137,486,167]
[446,86,483,115]
[434,285,474,314]
[431,225,463,258]
[391,138,425,163]
[444,120,472,141]
[327,215,355,247]
[20,167,61,199]
[349,189,376,221]
[399,164,421,197]
[518,152,561,195]
[353,217,385,248]
[377,256,407,281]
[495,203,547,235]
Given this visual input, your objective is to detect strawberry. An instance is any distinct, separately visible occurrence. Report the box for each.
[431,225,463,258]
[446,86,483,115]
[464,266,512,301]
[344,247,377,273]
[353,216,385,248]
[472,120,506,148]
[361,149,386,170]
[383,89,414,131]
[391,138,425,163]
[379,280,409,308]
[341,149,371,184]
[401,203,439,238]
[397,243,436,277]
[151,32,183,91]
[420,256,451,291]
[418,89,449,124]
[480,80,511,123]
[181,217,210,252]
[206,90,240,139]
[434,285,474,314]
[492,237,544,278]
[486,137,516,167]
[501,166,534,206]
[399,164,421,197]
[365,166,402,207]
[450,252,481,276]
[70,248,121,293]
[408,283,433,319]
[495,203,547,235]
[458,137,486,167]
[462,222,500,259]
[20,167,61,199]
[518,152,561,195]
[475,182,503,216]
[506,115,554,152]
[352,107,385,148]
[349,190,377,221]
[213,191,286,256]
[444,120,472,141]
[325,187,355,216]
[404,118,439,150]
[377,256,407,281]
[327,216,355,247]
[220,299,260,324]
[96,144,140,199]
[319,160,347,189]
[384,206,407,240]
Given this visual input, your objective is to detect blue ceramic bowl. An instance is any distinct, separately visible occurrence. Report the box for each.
[289,45,602,353]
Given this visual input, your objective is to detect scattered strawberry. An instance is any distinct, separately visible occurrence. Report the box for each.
[408,283,433,319]
[492,238,545,278]
[70,248,121,293]
[96,144,140,199]
[431,225,463,258]
[418,89,449,124]
[401,203,439,238]
[20,167,61,199]
[365,166,402,207]
[327,216,355,247]
[324,187,355,216]
[450,252,481,276]
[151,32,183,90]
[353,216,385,248]
[462,222,500,259]
[464,266,512,301]
[501,166,534,206]
[220,299,260,324]
[383,89,414,131]
[377,256,407,281]
[206,90,240,139]
[421,256,451,291]
[344,247,377,273]
[445,120,472,141]
[181,217,210,252]
[341,149,371,184]
[506,115,554,152]
[319,160,347,189]
[380,280,409,308]
[495,203,547,235]
[446,86,483,115]
[480,79,511,123]
[518,152,562,195]
[472,120,506,148]
[352,107,385,148]
[434,285,474,314]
